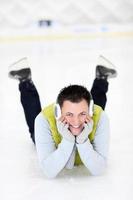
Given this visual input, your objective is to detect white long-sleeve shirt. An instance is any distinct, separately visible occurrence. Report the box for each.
[35,111,110,178]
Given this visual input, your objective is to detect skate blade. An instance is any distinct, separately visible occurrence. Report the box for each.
[97,55,116,69]
[8,57,29,71]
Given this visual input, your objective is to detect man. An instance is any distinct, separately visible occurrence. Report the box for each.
[8,55,117,178]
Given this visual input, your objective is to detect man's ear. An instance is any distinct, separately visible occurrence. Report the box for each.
[55,104,61,119]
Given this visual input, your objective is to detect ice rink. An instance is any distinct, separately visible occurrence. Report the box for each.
[1,24,133,200]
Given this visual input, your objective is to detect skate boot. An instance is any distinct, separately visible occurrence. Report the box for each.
[8,57,31,82]
[96,55,117,79]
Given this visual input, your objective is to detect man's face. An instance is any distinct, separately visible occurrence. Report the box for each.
[61,99,90,135]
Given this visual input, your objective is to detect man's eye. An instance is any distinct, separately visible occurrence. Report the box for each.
[66,113,73,117]
[80,113,87,116]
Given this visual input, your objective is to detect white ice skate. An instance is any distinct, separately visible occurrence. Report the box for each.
[96,55,117,79]
[8,57,31,81]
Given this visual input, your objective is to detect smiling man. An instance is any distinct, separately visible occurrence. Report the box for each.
[57,87,92,135]
[8,55,117,178]
[36,84,108,178]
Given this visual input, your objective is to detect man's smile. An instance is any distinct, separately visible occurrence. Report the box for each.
[69,124,84,135]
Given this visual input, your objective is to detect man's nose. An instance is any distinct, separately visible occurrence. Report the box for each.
[72,116,81,125]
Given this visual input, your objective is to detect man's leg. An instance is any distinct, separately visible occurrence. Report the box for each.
[8,57,41,143]
[91,78,108,110]
[91,55,117,110]
[19,80,41,143]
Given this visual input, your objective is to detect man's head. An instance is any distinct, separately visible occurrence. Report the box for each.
[56,85,92,135]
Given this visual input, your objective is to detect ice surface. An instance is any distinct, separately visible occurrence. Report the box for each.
[0,25,133,200]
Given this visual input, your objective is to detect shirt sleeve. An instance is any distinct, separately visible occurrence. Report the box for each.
[76,111,110,175]
[35,113,75,178]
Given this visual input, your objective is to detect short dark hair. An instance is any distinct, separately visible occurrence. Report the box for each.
[57,85,92,108]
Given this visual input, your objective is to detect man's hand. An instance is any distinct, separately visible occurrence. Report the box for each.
[76,119,93,144]
[56,117,75,143]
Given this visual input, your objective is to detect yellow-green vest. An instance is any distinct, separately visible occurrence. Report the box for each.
[42,103,103,166]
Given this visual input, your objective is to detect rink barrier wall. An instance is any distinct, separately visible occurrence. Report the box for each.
[0,31,133,43]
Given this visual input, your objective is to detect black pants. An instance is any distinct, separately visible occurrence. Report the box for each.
[19,78,108,143]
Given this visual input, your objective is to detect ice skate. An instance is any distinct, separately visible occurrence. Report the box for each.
[96,55,117,79]
[8,57,31,81]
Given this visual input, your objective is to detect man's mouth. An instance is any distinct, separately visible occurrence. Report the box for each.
[69,124,83,135]
[71,125,80,128]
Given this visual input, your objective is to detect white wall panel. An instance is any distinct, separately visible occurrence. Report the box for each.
[0,0,133,28]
